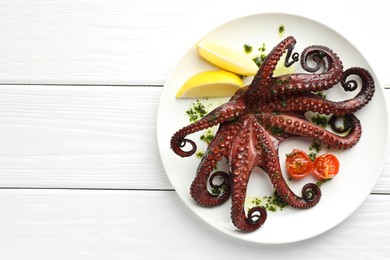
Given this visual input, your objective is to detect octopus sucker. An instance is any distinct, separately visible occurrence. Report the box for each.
[170,36,375,232]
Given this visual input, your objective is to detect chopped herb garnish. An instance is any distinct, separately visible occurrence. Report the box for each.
[258,43,266,52]
[260,142,270,154]
[308,139,322,161]
[200,129,214,145]
[310,139,322,153]
[251,197,262,206]
[308,152,317,161]
[249,192,288,212]
[279,25,285,34]
[196,150,204,158]
[250,43,267,67]
[269,87,277,95]
[270,126,284,135]
[186,100,208,123]
[281,96,287,107]
[313,91,327,98]
[316,51,326,58]
[244,43,253,53]
[210,182,228,196]
[185,108,198,122]
[193,100,207,116]
[275,78,290,85]
[252,55,266,67]
[210,113,219,122]
[312,114,329,128]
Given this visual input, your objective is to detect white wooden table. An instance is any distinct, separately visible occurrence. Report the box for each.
[0,1,389,259]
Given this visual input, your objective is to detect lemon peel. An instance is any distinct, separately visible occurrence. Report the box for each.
[197,40,259,76]
[176,70,244,98]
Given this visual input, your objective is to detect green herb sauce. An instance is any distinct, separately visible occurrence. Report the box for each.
[269,126,284,136]
[279,25,285,34]
[258,43,266,52]
[252,55,267,67]
[313,91,327,98]
[280,96,287,107]
[308,139,322,161]
[249,192,288,212]
[249,43,267,67]
[308,152,317,161]
[200,129,214,145]
[185,100,215,158]
[210,181,228,196]
[278,25,285,37]
[196,150,204,158]
[186,99,208,123]
[311,113,329,128]
[275,77,290,86]
[243,43,253,53]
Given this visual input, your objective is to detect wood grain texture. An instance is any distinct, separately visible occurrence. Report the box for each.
[0,85,171,189]
[0,84,388,194]
[0,189,388,260]
[0,0,388,84]
[0,1,388,258]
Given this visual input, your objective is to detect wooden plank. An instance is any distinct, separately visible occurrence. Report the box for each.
[0,189,388,259]
[0,84,389,193]
[0,85,171,189]
[0,0,388,84]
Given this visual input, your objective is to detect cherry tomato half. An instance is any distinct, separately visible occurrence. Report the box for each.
[313,153,340,180]
[286,149,313,179]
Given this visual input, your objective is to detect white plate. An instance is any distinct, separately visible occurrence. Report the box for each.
[156,13,388,244]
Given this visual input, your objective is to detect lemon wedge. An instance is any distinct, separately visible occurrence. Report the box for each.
[197,40,259,76]
[176,70,244,98]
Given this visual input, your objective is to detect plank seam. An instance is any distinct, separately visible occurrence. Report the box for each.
[0,187,387,195]
[0,83,163,87]
[0,187,175,192]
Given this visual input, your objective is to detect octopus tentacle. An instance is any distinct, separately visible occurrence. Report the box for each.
[247,206,267,226]
[265,46,343,100]
[170,37,375,232]
[260,67,375,115]
[231,166,267,233]
[229,115,266,232]
[258,123,321,208]
[269,171,321,209]
[329,114,353,134]
[191,165,231,207]
[284,45,300,67]
[300,45,341,73]
[258,113,362,149]
[246,36,297,103]
[255,36,297,86]
[338,67,375,112]
[190,123,236,207]
[170,98,246,157]
[208,171,230,190]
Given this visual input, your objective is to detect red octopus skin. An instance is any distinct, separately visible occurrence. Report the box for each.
[170,36,375,232]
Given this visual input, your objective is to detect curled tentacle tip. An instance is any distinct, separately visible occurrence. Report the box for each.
[302,183,321,204]
[342,80,358,92]
[170,138,197,157]
[285,43,299,68]
[285,52,299,67]
[247,206,267,226]
[329,114,353,134]
[208,171,231,197]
